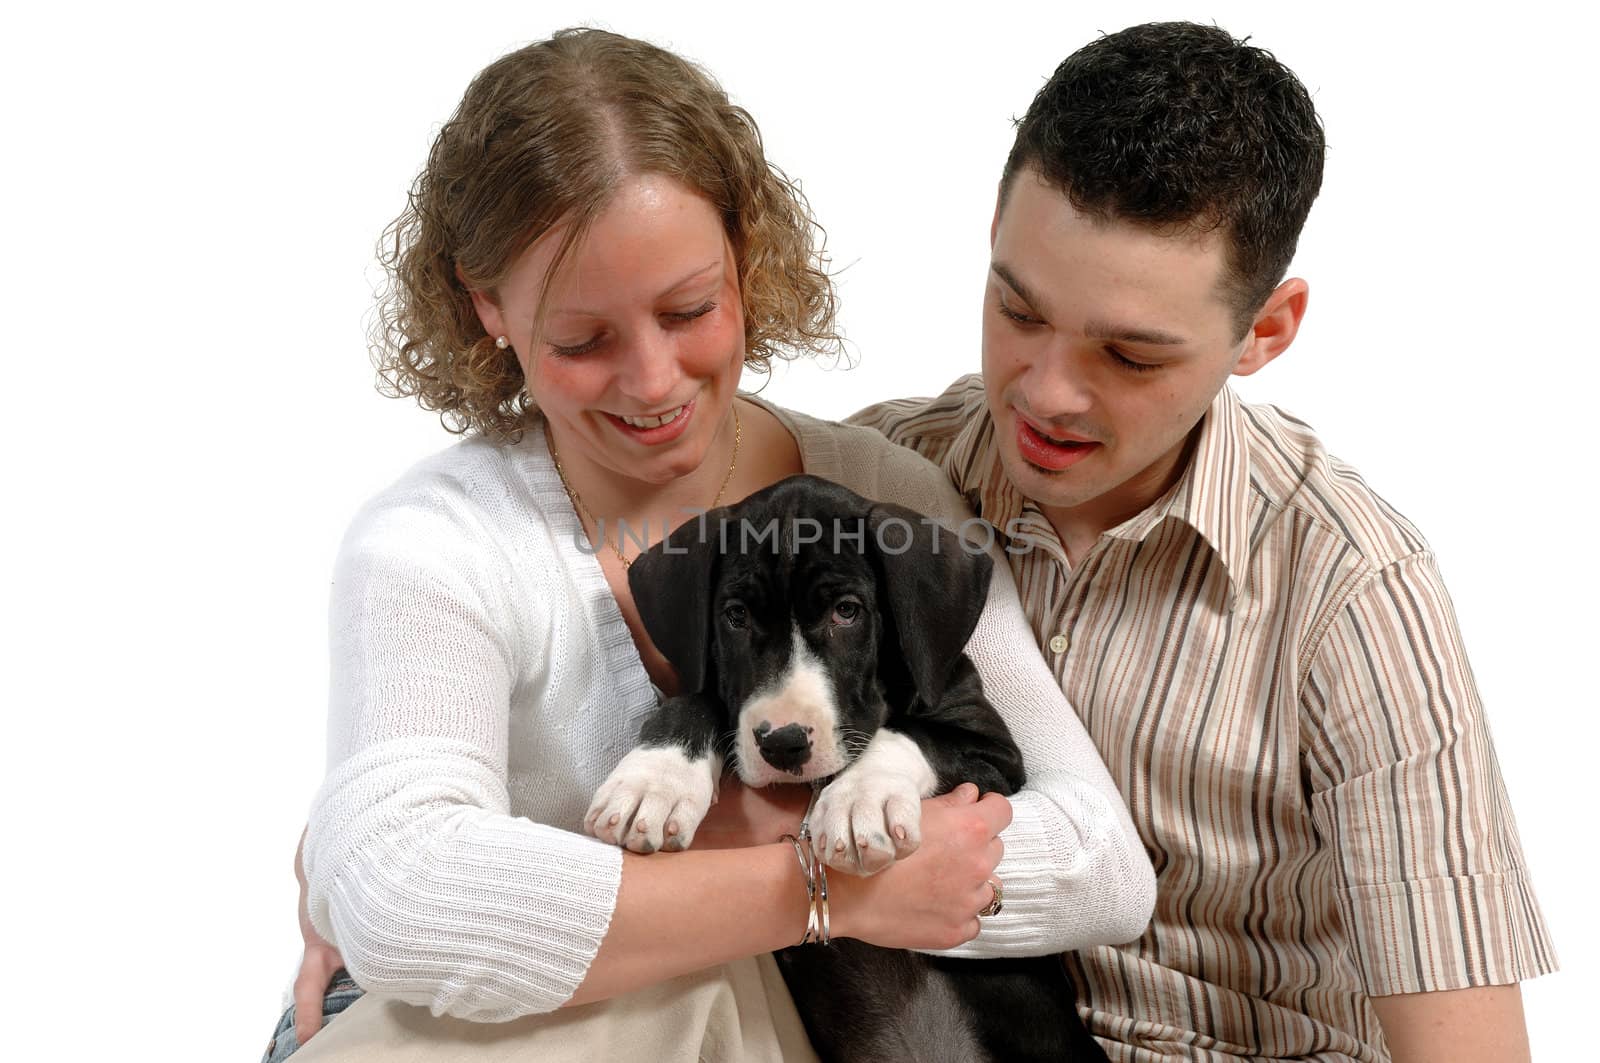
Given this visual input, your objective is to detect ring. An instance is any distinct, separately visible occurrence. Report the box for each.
[977,878,1004,918]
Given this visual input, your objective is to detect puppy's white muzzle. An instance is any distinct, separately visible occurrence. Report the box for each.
[736,629,848,786]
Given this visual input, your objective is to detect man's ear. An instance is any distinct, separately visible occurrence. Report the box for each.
[456,263,506,341]
[1235,278,1308,377]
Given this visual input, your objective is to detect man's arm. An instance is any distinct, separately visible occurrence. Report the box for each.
[1302,551,1554,1056]
[1372,985,1531,1063]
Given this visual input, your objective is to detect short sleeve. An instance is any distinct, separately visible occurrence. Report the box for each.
[1301,552,1557,995]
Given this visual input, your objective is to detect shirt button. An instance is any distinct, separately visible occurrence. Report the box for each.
[1048,634,1068,654]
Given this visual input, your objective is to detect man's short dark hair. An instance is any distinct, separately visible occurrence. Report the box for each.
[1001,22,1325,338]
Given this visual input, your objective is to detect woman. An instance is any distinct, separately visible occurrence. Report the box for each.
[268,27,1154,1062]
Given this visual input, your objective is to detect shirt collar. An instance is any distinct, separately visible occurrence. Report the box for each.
[950,408,1030,542]
[1106,386,1253,604]
[957,384,1254,604]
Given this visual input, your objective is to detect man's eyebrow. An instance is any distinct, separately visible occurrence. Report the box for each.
[1082,319,1189,346]
[992,261,1189,346]
[991,262,1046,316]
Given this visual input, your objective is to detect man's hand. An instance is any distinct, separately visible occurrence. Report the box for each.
[293,829,346,1044]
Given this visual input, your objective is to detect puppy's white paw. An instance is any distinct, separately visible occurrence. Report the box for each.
[810,770,924,875]
[585,747,718,854]
[808,729,937,875]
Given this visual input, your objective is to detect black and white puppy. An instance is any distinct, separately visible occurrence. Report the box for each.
[585,474,1107,1063]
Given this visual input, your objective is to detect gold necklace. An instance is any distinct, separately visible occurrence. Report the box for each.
[550,404,742,569]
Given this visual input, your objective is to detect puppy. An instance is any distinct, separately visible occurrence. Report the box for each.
[585,474,1107,1062]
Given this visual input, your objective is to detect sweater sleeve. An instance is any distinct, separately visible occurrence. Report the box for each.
[871,447,1157,956]
[303,486,623,1020]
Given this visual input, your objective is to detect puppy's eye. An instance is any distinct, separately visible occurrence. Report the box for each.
[831,598,861,626]
[722,603,749,630]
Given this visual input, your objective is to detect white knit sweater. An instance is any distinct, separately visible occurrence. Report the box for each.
[304,396,1155,1020]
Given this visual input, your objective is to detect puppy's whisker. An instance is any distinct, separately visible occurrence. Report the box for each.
[838,728,874,761]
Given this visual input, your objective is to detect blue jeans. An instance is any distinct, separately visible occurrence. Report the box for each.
[260,969,366,1063]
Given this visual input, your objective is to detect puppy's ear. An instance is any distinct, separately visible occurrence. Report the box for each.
[867,502,994,707]
[627,508,728,695]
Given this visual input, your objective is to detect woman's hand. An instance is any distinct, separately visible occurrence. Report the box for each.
[831,783,1011,951]
[293,830,347,1044]
[568,783,1008,1007]
[693,780,1011,951]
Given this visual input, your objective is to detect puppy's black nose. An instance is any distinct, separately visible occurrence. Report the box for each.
[754,722,812,774]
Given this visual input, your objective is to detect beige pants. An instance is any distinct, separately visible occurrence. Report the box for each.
[291,955,820,1063]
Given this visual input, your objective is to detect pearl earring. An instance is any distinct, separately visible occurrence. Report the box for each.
[495,336,509,350]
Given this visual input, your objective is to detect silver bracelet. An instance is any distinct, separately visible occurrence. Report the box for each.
[813,850,830,945]
[796,783,831,946]
[780,833,817,946]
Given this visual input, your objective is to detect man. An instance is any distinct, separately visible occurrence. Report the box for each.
[850,20,1553,1063]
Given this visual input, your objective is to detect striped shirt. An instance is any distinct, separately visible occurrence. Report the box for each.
[851,374,1555,1063]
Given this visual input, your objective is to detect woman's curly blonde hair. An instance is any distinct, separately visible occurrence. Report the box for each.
[371,28,840,442]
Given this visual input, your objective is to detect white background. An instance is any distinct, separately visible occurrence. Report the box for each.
[2,1,1594,1059]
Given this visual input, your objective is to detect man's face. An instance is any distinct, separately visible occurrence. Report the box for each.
[983,169,1258,537]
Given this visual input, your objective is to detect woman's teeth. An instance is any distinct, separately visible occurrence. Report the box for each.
[619,405,686,429]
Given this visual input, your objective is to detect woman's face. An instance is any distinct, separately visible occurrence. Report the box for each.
[470,174,746,491]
